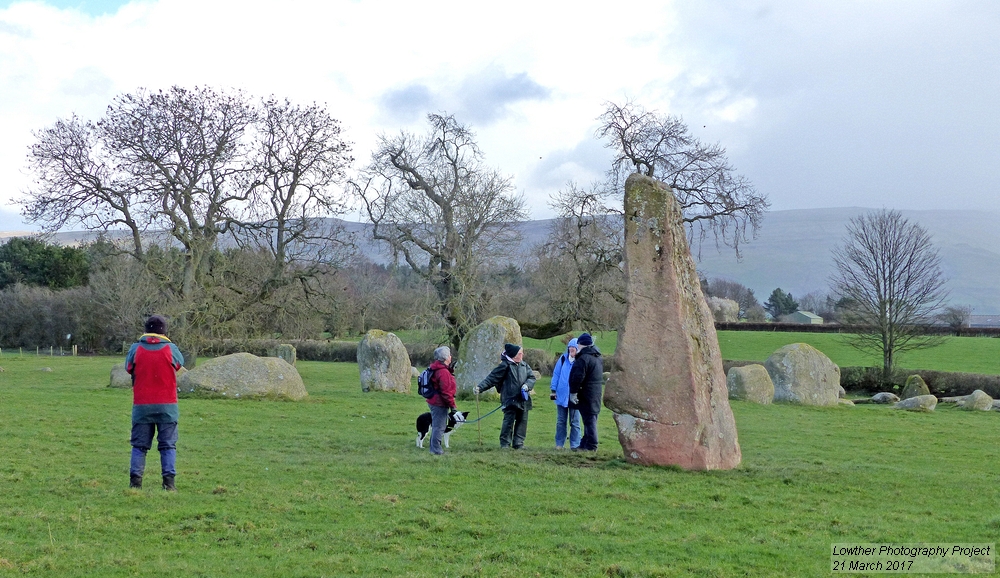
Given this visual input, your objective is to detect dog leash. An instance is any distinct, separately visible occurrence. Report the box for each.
[462,405,502,424]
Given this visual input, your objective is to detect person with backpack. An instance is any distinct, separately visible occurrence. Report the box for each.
[550,337,581,449]
[568,332,603,452]
[126,315,184,490]
[473,343,536,449]
[423,346,457,455]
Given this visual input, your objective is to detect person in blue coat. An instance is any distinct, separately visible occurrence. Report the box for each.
[550,337,581,449]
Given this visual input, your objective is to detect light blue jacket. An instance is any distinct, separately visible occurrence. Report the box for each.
[550,338,578,408]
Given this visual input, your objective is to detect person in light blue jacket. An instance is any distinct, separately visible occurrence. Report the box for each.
[550,338,581,449]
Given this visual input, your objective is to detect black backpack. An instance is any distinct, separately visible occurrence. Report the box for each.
[417,367,437,399]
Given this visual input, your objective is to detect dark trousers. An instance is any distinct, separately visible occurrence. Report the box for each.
[500,406,529,449]
[130,422,177,476]
[580,410,599,451]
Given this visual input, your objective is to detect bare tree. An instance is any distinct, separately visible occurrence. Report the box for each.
[596,100,769,255]
[21,86,355,341]
[704,277,761,320]
[23,86,256,300]
[937,305,973,331]
[831,209,948,383]
[235,97,355,305]
[535,181,624,332]
[352,113,528,351]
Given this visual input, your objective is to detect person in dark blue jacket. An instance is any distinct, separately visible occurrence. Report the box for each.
[568,333,603,452]
[474,343,536,449]
[550,338,581,449]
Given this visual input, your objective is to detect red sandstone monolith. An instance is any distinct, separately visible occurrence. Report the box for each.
[603,174,741,470]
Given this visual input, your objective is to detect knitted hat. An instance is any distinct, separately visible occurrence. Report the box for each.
[144,315,168,335]
[577,333,594,347]
[503,343,521,358]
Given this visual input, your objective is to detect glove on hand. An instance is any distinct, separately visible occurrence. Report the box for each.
[569,393,579,405]
[473,387,480,395]
[550,392,557,401]
[454,412,466,422]
[521,384,528,391]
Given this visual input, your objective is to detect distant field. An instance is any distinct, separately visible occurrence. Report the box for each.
[1,356,998,576]
[526,331,1000,375]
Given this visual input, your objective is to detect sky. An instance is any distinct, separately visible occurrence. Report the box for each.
[1,0,999,232]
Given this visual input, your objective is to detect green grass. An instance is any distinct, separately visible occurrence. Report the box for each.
[526,331,1000,375]
[1,355,999,576]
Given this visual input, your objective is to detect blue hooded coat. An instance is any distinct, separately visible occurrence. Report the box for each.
[550,338,578,408]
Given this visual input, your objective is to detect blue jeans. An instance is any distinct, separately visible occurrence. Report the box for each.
[428,404,450,455]
[130,422,177,477]
[555,405,581,449]
[580,411,599,451]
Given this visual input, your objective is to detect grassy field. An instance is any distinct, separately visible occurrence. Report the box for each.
[525,331,1000,376]
[1,354,999,576]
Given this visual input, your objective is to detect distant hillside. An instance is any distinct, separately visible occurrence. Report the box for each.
[691,208,1000,315]
[4,208,998,313]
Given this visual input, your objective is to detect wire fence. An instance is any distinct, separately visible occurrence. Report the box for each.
[0,345,78,358]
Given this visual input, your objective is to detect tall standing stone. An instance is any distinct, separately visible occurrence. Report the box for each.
[455,316,522,393]
[357,330,411,393]
[604,174,741,470]
[275,344,297,367]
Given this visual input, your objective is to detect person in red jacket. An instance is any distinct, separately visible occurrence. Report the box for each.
[426,346,457,455]
[126,315,184,490]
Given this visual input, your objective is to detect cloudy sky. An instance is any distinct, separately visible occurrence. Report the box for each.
[1,0,998,232]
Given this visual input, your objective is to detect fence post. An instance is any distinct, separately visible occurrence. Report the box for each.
[50,346,54,356]
[73,345,77,356]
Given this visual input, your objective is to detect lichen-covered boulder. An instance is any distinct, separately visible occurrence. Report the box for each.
[707,297,739,323]
[603,174,740,471]
[455,316,522,393]
[726,364,774,404]
[958,389,993,411]
[177,353,306,400]
[871,392,901,404]
[765,343,841,406]
[110,363,131,388]
[838,399,855,407]
[901,375,930,400]
[894,395,937,412]
[357,330,410,393]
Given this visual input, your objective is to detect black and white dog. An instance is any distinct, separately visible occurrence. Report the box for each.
[416,410,470,449]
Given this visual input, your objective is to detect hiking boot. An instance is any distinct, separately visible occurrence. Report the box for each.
[162,475,176,492]
[129,474,142,489]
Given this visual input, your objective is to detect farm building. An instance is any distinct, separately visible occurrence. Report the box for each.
[786,311,824,324]
[968,315,1000,328]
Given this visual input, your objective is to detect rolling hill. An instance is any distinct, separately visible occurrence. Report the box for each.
[3,207,998,313]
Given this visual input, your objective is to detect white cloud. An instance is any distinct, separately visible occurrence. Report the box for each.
[2,0,999,228]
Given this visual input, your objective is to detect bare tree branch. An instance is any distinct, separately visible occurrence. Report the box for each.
[596,100,769,257]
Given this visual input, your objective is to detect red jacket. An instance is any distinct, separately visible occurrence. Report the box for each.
[427,360,457,409]
[126,334,184,423]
